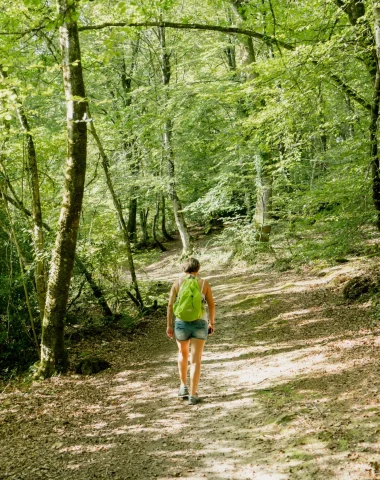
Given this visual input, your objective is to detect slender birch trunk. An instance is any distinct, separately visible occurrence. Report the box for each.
[158,26,191,254]
[223,12,274,239]
[38,0,87,377]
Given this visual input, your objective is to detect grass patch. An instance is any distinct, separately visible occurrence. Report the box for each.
[286,450,315,461]
[231,295,272,310]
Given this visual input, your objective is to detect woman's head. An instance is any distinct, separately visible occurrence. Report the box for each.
[183,257,200,274]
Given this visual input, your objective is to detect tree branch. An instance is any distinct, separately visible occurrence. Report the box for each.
[328,74,371,111]
[78,21,295,50]
[0,25,46,36]
[311,61,371,111]
[1,18,370,112]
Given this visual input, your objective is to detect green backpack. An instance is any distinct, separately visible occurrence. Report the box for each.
[173,276,204,321]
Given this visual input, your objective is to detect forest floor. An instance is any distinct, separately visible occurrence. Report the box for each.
[2,238,380,479]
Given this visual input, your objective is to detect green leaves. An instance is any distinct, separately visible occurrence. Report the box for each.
[23,0,41,6]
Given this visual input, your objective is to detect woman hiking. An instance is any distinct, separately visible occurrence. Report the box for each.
[166,258,215,405]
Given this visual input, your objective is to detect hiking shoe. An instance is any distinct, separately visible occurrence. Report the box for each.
[178,385,189,398]
[188,395,201,405]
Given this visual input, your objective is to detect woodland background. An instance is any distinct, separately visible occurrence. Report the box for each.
[1,0,380,379]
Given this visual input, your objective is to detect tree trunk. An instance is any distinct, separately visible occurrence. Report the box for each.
[161,195,174,240]
[372,4,380,228]
[121,42,140,243]
[38,0,87,378]
[226,4,273,237]
[335,0,377,80]
[139,208,149,245]
[153,200,166,252]
[159,26,191,254]
[127,197,138,242]
[16,107,47,319]
[336,1,380,226]
[87,107,144,309]
[73,255,113,317]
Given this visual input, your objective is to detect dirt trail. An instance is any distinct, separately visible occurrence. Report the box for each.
[1,243,380,479]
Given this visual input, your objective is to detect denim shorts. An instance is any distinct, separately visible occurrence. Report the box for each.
[174,319,208,341]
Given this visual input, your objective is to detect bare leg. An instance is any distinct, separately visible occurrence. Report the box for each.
[177,340,190,386]
[189,338,206,396]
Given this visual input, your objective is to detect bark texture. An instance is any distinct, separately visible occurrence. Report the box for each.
[39,0,87,377]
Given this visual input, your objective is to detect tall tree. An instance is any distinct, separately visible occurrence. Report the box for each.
[38,0,87,378]
[158,26,191,254]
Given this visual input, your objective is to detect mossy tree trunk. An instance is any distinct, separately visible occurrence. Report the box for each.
[372,4,380,228]
[38,0,87,378]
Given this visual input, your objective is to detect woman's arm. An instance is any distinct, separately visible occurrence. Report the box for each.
[166,281,179,338]
[205,281,215,334]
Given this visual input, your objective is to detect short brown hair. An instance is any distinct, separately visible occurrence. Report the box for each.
[183,257,200,273]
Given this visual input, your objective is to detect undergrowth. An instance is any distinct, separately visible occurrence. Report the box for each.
[211,209,379,271]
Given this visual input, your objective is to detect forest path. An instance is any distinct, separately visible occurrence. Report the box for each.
[1,241,380,479]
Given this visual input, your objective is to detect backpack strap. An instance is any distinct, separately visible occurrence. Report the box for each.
[201,279,205,294]
[177,276,184,292]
